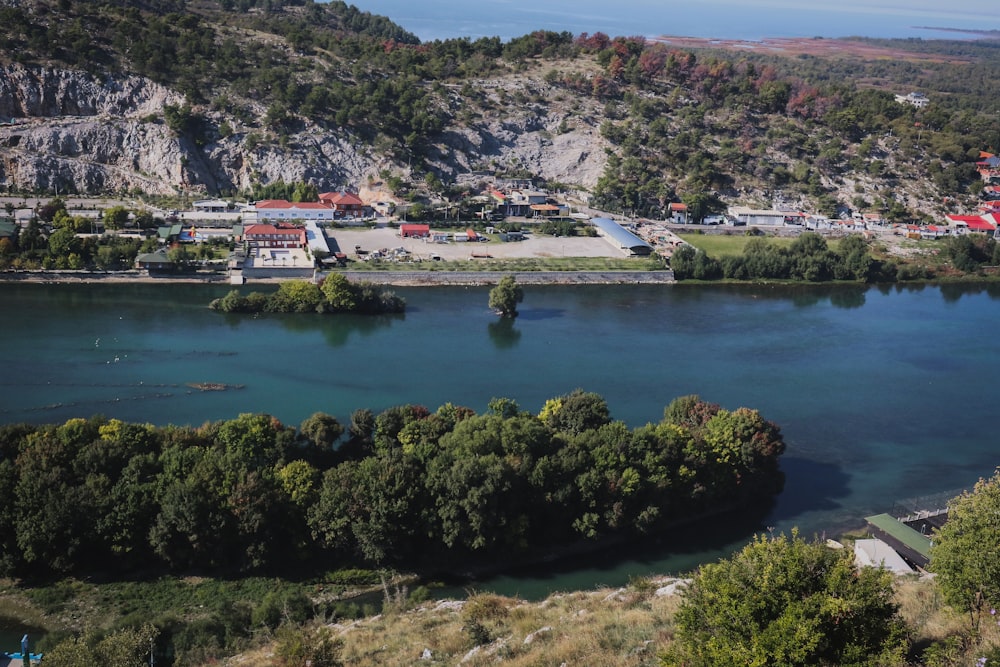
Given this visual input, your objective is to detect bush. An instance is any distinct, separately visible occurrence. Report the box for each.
[664,530,908,666]
[930,470,1000,615]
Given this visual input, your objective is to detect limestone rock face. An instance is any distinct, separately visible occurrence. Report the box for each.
[0,63,608,195]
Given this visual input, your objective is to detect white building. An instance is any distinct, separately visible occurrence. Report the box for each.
[895,92,929,109]
[249,200,336,223]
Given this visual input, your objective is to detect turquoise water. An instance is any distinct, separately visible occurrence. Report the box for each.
[349,0,1000,42]
[2,282,999,596]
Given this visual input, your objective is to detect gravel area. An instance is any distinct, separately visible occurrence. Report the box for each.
[326,225,625,261]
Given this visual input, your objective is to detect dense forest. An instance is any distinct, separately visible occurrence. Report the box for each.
[0,391,784,578]
[2,0,999,219]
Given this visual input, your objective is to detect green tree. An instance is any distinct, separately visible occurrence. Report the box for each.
[102,205,130,230]
[488,274,523,317]
[320,273,357,311]
[45,624,158,667]
[167,245,193,267]
[663,531,907,667]
[929,469,1000,616]
[300,412,344,450]
[47,226,80,259]
[268,279,324,313]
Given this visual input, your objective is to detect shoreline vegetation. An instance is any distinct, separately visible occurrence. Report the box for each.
[208,276,405,314]
[4,228,1000,286]
[0,392,785,661]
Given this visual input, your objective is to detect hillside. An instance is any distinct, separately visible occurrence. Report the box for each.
[0,0,998,222]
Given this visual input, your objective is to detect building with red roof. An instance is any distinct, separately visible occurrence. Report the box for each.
[242,223,307,248]
[399,223,430,238]
[946,214,999,237]
[319,191,366,218]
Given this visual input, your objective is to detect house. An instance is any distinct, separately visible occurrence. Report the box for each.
[894,92,929,108]
[0,219,17,241]
[529,203,561,218]
[242,222,307,248]
[135,249,173,271]
[251,200,335,223]
[399,223,430,238]
[319,191,365,219]
[921,225,950,239]
[976,156,1000,183]
[946,214,998,237]
[669,202,688,224]
[853,539,914,575]
[504,190,547,217]
[488,189,507,207]
[157,223,184,243]
[864,513,931,568]
[192,199,230,213]
[728,206,791,226]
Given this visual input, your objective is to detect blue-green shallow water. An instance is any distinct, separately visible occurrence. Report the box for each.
[1,281,998,598]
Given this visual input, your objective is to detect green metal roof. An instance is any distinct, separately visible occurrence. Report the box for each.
[865,513,931,559]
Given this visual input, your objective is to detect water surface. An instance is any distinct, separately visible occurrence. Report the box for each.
[2,282,998,597]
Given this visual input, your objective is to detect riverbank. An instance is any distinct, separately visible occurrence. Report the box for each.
[0,269,675,286]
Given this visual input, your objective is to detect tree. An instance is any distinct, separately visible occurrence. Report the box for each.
[300,412,344,450]
[268,280,324,313]
[45,624,158,667]
[488,274,523,317]
[929,469,1000,616]
[102,205,130,230]
[663,531,908,667]
[47,226,80,259]
[321,273,357,311]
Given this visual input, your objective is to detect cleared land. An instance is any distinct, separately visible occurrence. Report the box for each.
[327,225,631,262]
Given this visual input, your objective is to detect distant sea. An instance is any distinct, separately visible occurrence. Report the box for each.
[346,0,1000,43]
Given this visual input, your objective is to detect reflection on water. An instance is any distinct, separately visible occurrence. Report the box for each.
[487,317,521,348]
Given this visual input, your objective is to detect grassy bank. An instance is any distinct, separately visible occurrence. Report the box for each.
[3,556,1000,665]
[678,232,842,257]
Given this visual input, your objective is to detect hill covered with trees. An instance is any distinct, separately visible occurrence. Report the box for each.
[0,0,998,223]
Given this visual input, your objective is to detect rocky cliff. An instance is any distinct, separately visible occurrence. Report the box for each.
[0,63,609,196]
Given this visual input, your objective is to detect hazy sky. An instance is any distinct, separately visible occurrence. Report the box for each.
[349,0,1000,42]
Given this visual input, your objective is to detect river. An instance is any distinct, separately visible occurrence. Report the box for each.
[1,281,998,599]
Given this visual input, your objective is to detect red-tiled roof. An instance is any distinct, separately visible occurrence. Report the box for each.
[669,203,687,211]
[244,224,306,236]
[947,215,987,225]
[320,192,364,206]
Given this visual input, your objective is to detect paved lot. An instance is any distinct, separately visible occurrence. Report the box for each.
[326,224,625,262]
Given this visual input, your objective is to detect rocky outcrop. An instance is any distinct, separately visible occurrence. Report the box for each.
[0,64,178,119]
[0,64,377,194]
[0,63,609,195]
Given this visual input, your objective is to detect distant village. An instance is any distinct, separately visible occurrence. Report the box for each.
[2,147,1000,280]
